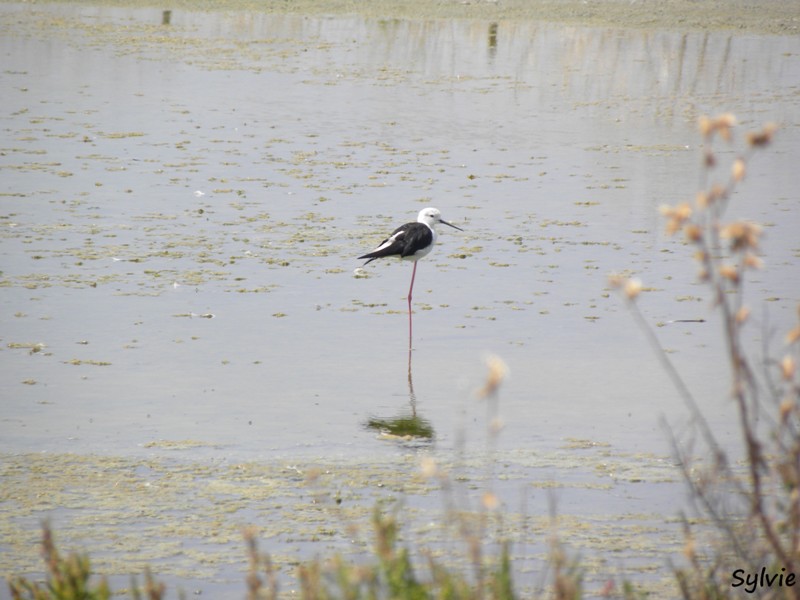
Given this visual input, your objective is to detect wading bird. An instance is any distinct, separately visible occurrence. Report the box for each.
[358,207,463,343]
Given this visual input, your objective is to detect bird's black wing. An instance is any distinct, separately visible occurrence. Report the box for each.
[358,222,414,263]
[398,223,433,258]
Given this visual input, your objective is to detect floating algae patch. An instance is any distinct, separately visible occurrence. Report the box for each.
[142,439,218,450]
[0,452,424,585]
[63,358,113,366]
[0,446,690,594]
[6,342,47,354]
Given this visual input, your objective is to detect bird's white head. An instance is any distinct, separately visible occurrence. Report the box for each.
[416,207,464,232]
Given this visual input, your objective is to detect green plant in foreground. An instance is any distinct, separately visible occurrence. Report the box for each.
[8,524,111,600]
[291,505,518,600]
[8,524,169,600]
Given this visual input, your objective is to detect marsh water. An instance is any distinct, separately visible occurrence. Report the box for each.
[1,2,799,596]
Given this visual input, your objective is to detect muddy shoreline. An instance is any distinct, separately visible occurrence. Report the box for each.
[22,0,800,34]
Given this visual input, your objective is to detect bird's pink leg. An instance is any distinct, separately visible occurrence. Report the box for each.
[408,261,418,347]
[408,261,418,307]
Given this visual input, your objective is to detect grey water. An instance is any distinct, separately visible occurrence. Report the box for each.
[1,6,799,594]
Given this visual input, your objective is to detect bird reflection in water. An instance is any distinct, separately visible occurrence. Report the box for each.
[364,346,435,442]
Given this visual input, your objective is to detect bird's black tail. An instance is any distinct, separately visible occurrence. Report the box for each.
[357,246,396,264]
[358,255,379,265]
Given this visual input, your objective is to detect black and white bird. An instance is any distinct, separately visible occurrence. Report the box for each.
[358,207,463,313]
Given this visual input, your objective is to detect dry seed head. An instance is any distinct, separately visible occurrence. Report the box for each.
[719,264,740,283]
[478,354,509,398]
[665,218,681,236]
[735,306,750,325]
[624,278,642,300]
[720,221,761,251]
[482,491,500,511]
[684,224,702,243]
[720,221,745,240]
[743,253,763,270]
[716,113,736,141]
[781,355,796,381]
[709,183,726,203]
[747,122,778,147]
[732,158,746,182]
[695,191,710,209]
[608,273,625,289]
[786,325,800,346]
[675,203,693,220]
[659,203,692,220]
[780,398,795,422]
[699,113,736,141]
[661,202,693,236]
[741,222,761,247]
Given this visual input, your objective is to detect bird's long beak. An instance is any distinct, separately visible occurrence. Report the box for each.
[440,219,464,231]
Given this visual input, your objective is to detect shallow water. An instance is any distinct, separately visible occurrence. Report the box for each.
[1,3,799,595]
